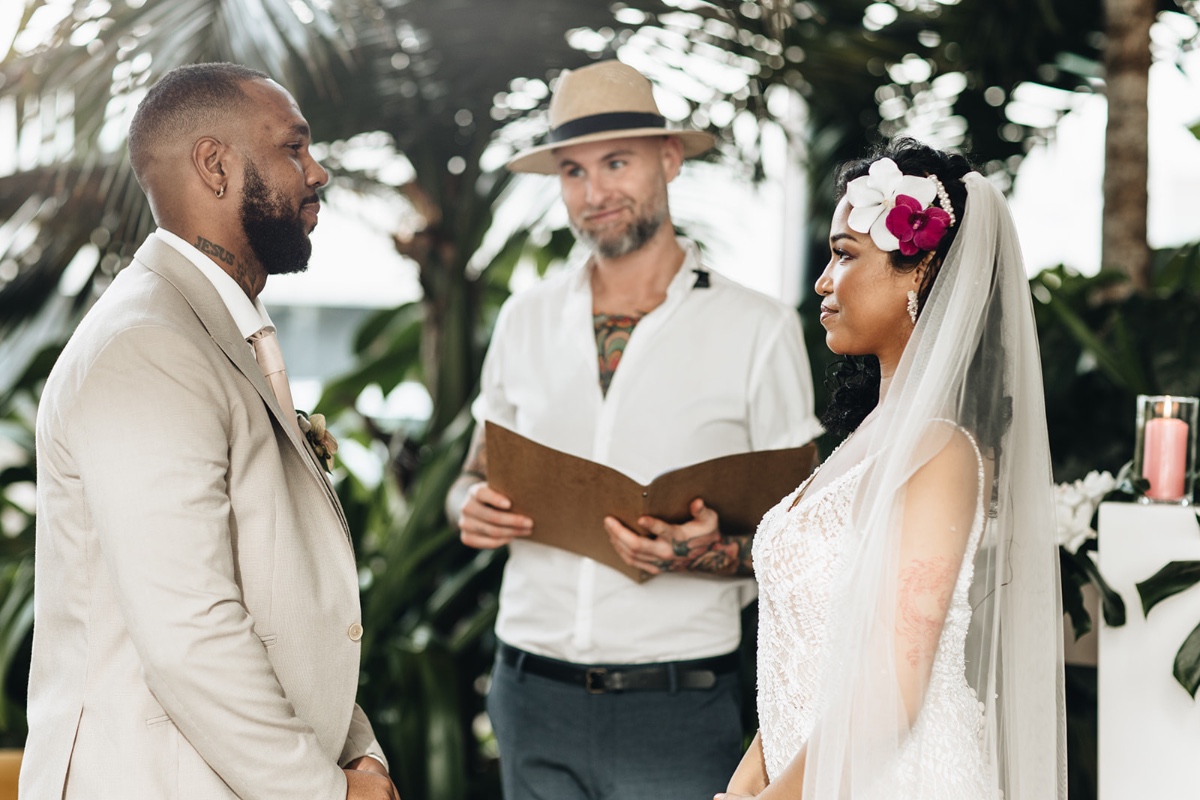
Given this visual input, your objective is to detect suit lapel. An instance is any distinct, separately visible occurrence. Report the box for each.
[132,237,352,542]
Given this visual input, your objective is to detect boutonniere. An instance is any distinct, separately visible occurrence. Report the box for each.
[297,411,338,472]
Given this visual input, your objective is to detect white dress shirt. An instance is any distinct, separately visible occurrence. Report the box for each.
[474,239,824,664]
[153,229,274,345]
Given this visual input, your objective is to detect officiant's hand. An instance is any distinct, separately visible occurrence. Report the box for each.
[458,482,533,550]
[604,498,724,575]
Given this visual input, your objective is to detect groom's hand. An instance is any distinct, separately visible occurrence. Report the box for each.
[344,756,389,776]
[344,761,400,799]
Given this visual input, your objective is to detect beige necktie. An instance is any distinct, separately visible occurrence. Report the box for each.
[248,327,304,442]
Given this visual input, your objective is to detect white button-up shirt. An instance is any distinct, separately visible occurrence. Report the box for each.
[474,239,823,664]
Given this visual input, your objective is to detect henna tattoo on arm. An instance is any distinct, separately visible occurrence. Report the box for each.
[898,556,956,668]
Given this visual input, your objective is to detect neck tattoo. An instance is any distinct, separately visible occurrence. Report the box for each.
[195,235,263,298]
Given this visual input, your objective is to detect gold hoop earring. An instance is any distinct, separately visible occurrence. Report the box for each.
[215,185,225,199]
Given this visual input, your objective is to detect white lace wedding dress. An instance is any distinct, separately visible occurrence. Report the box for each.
[754,452,992,798]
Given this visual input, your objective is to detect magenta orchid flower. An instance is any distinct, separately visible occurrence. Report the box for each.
[885,195,952,256]
[844,157,955,254]
[844,158,937,252]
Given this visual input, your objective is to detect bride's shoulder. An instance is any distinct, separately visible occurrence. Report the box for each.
[925,419,983,467]
[907,420,985,517]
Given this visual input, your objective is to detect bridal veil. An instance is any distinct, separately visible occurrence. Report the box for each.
[801,171,1066,799]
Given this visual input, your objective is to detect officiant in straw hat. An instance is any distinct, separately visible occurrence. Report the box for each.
[447,59,823,800]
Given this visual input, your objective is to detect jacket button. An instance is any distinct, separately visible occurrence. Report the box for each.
[348,623,363,641]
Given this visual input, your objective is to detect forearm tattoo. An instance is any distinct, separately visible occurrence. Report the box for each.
[666,533,754,577]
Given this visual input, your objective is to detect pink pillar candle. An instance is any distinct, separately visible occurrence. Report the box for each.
[1143,417,1189,500]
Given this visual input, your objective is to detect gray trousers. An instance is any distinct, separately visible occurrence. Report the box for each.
[487,649,745,800]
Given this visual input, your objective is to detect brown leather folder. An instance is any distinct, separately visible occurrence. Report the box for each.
[485,421,819,582]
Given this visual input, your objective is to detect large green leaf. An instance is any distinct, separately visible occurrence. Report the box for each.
[1042,290,1152,395]
[1173,621,1200,698]
[1133,560,1200,697]
[1155,241,1200,294]
[1060,546,1093,640]
[1070,540,1127,628]
[1137,561,1200,617]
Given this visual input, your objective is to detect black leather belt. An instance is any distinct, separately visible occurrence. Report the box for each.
[497,641,739,694]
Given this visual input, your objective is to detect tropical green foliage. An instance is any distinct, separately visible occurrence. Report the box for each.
[0,343,48,746]
[1031,242,1200,481]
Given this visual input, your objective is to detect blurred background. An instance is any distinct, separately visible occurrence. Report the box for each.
[1,1,1199,797]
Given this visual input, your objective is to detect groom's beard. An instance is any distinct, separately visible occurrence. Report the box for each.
[240,160,316,276]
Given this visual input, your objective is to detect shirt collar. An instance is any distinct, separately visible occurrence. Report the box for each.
[567,236,704,300]
[153,228,274,340]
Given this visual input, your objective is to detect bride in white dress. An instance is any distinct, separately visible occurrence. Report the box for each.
[719,140,1065,800]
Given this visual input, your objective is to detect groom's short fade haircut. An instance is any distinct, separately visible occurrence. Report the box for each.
[128,62,269,190]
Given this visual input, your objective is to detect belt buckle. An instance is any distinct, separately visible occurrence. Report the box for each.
[585,667,608,694]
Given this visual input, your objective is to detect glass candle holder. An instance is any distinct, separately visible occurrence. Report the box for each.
[1134,395,1198,505]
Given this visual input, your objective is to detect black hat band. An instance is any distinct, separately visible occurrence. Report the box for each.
[546,111,667,144]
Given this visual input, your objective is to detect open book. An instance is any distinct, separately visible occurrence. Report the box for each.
[485,421,819,582]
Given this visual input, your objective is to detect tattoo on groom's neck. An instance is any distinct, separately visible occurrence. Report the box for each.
[196,236,262,299]
[196,236,235,266]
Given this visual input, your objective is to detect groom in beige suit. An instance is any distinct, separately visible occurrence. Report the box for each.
[21,63,399,799]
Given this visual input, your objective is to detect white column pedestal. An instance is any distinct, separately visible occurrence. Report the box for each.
[1098,502,1200,799]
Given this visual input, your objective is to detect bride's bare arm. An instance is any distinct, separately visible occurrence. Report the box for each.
[721,731,769,796]
[893,428,980,724]
[717,736,806,799]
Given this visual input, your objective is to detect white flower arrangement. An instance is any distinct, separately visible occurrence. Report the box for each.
[1054,470,1117,553]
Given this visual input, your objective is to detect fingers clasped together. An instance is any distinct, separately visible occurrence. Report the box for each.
[604,498,721,575]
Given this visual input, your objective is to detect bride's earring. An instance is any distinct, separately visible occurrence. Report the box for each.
[906,290,919,324]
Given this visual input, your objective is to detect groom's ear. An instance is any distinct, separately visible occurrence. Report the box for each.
[192,136,231,197]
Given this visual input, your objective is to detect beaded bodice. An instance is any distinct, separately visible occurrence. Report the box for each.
[753,448,992,797]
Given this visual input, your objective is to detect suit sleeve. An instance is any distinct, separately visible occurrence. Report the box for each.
[69,324,347,800]
[746,306,825,450]
[339,703,388,769]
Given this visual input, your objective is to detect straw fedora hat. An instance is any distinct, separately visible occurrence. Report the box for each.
[505,60,716,174]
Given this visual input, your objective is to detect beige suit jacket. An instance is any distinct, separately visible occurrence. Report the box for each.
[21,236,385,799]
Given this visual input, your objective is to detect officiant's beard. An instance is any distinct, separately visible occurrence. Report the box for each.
[570,193,669,260]
[240,161,314,276]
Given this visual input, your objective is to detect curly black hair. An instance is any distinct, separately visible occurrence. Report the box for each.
[819,138,975,436]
